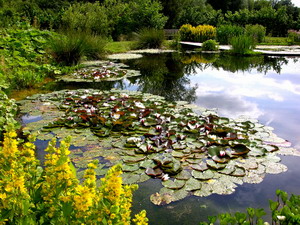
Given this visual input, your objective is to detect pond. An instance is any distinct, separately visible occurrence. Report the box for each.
[20,52,300,224]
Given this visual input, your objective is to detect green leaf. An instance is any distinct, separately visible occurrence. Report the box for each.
[269,200,279,211]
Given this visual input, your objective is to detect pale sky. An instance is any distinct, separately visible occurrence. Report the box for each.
[292,0,300,7]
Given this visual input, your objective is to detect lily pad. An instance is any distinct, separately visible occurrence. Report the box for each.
[185,178,202,191]
[162,179,185,190]
[192,170,215,180]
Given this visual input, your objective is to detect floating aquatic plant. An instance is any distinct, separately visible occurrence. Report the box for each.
[18,89,300,205]
[58,61,140,82]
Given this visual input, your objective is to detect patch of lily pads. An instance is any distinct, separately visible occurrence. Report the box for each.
[18,89,300,205]
[58,61,141,82]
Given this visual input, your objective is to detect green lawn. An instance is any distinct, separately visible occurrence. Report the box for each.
[104,41,135,53]
[259,37,289,45]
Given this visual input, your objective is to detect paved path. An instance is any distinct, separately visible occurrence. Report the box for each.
[180,41,300,56]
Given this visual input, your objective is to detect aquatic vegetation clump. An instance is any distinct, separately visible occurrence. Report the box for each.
[19,89,300,205]
[58,61,141,82]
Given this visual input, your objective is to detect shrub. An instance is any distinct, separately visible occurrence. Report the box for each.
[179,24,216,42]
[288,30,300,45]
[217,25,245,44]
[135,28,165,49]
[202,39,219,51]
[245,24,266,43]
[0,129,149,224]
[193,25,216,42]
[230,35,255,55]
[179,24,194,42]
[61,2,110,37]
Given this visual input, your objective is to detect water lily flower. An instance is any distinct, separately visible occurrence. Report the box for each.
[80,95,87,99]
[110,96,116,101]
[156,125,162,132]
[161,174,170,181]
[67,116,74,120]
[146,144,153,151]
[84,90,90,93]
[140,119,145,125]
[112,113,121,120]
[165,117,171,123]
[154,113,161,118]
[219,150,226,157]
[120,93,129,98]
[103,103,110,107]
[43,102,51,106]
[94,76,100,80]
[277,216,286,221]
[199,127,206,133]
[135,101,145,109]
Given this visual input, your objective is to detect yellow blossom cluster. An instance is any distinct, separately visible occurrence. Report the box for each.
[0,129,148,224]
[179,24,217,42]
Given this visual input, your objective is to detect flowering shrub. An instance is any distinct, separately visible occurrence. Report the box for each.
[288,30,300,45]
[0,129,148,224]
[179,24,216,42]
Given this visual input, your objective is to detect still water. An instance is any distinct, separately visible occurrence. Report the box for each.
[119,53,300,224]
[23,52,300,224]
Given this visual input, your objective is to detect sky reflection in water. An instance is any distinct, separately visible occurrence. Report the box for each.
[121,54,300,225]
[190,57,300,149]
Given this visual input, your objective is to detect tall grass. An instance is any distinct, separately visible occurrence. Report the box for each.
[217,25,244,45]
[49,31,106,66]
[134,28,165,49]
[230,35,255,55]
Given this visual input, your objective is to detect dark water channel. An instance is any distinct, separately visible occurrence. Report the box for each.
[23,52,300,224]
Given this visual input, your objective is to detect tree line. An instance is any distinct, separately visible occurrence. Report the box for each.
[0,0,299,38]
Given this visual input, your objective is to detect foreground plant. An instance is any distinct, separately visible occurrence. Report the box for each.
[0,129,148,224]
[199,189,300,225]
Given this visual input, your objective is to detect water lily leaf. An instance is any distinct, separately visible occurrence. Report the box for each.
[194,182,214,197]
[231,144,250,155]
[162,179,185,190]
[236,159,258,170]
[263,162,288,174]
[248,147,266,157]
[123,155,146,163]
[206,160,227,170]
[122,164,140,172]
[121,173,140,184]
[231,166,246,177]
[150,192,173,205]
[139,159,156,169]
[243,171,264,184]
[175,170,192,180]
[145,167,163,177]
[185,178,202,191]
[171,189,189,202]
[208,146,223,157]
[192,170,215,180]
[172,151,186,158]
[212,155,230,164]
[191,162,208,171]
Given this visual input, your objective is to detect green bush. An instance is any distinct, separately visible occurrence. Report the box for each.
[245,24,266,43]
[179,24,216,42]
[61,2,110,37]
[202,39,219,51]
[135,28,165,49]
[217,25,244,44]
[288,30,300,45]
[230,35,255,55]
